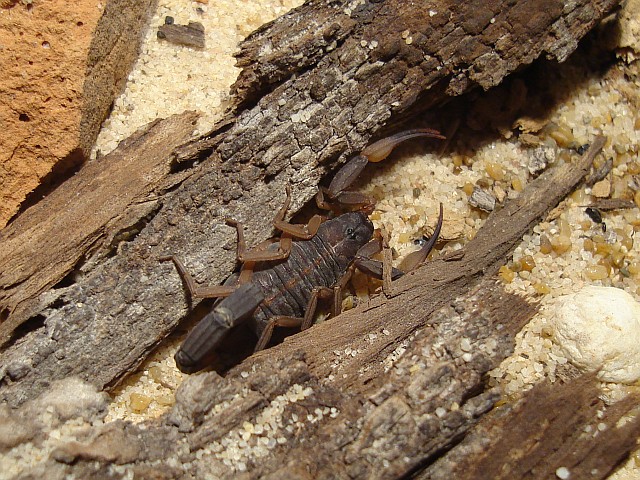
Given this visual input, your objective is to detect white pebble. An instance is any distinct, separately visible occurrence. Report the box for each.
[551,286,640,383]
[556,466,571,479]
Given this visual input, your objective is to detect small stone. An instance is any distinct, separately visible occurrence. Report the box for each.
[591,179,611,198]
[584,264,608,280]
[469,186,496,212]
[528,145,555,176]
[552,286,640,383]
[129,393,152,413]
[550,234,572,254]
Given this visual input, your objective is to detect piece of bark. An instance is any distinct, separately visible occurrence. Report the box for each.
[0,111,199,346]
[469,186,497,211]
[5,274,534,479]
[421,374,640,480]
[231,0,618,106]
[157,20,206,49]
[180,0,619,166]
[11,280,639,478]
[588,198,637,210]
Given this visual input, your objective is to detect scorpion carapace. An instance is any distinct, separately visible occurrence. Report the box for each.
[163,129,445,373]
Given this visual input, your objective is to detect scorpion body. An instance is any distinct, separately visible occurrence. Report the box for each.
[248,212,373,336]
[173,212,375,373]
[164,129,445,373]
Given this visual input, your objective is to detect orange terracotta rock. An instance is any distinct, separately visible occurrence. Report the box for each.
[0,0,153,228]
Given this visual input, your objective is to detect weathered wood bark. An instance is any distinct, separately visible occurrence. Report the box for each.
[0,0,618,409]
[0,111,200,348]
[421,374,640,480]
[7,274,536,479]
[8,264,640,478]
[0,135,606,474]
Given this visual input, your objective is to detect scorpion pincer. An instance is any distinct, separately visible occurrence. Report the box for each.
[162,129,445,373]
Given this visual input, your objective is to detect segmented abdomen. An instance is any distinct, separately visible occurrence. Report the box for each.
[250,233,349,335]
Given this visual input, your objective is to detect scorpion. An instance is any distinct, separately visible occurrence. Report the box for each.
[162,129,445,373]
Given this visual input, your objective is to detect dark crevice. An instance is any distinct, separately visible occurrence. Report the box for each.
[7,147,86,227]
[403,431,468,479]
[168,145,215,174]
[167,118,234,173]
[232,39,347,113]
[459,377,489,407]
[9,314,46,345]
[49,296,67,310]
[52,270,77,290]
[104,202,163,259]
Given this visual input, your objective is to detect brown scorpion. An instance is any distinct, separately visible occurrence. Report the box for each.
[162,129,445,373]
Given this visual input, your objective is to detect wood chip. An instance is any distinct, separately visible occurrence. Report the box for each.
[469,186,496,212]
[588,198,636,210]
[157,21,205,49]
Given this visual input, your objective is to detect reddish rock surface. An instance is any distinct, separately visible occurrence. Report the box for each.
[0,0,153,228]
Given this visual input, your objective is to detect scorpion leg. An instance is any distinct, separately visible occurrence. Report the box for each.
[224,218,293,263]
[160,255,237,298]
[317,128,445,211]
[226,186,326,263]
[254,286,334,352]
[273,185,325,240]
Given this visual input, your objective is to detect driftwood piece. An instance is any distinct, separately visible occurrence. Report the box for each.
[0,0,617,410]
[420,374,640,480]
[157,19,206,49]
[231,0,617,106]
[7,274,534,479]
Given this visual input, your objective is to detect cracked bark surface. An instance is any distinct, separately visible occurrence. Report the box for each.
[420,373,640,480]
[0,0,631,477]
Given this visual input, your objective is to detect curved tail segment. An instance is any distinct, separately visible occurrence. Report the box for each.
[321,128,446,213]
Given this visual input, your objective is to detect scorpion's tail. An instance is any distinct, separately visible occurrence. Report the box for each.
[175,282,264,373]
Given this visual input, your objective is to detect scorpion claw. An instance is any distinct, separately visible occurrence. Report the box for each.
[327,155,369,198]
[399,203,444,272]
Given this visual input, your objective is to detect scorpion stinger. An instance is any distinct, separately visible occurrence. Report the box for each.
[175,282,265,373]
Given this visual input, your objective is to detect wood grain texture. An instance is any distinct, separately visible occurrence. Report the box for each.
[421,374,640,480]
[0,111,199,345]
